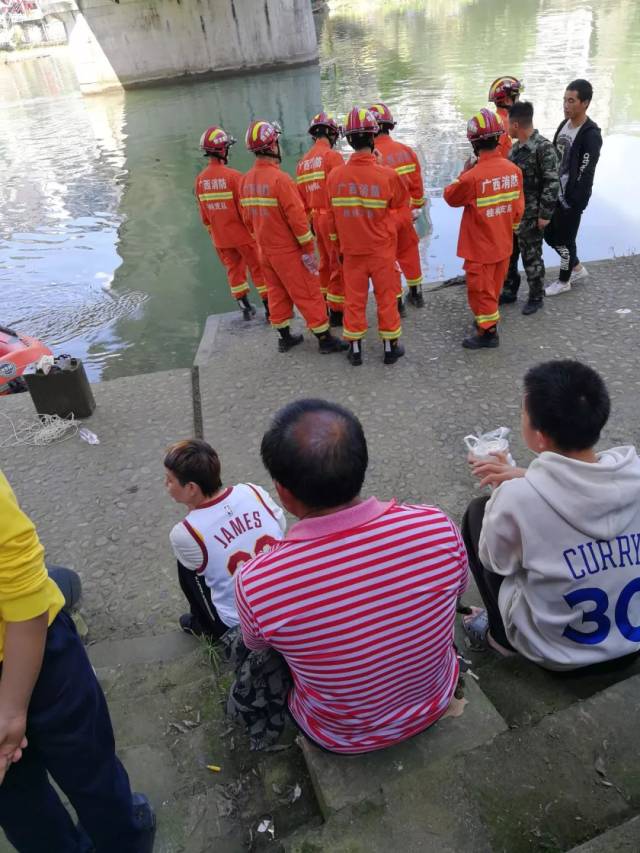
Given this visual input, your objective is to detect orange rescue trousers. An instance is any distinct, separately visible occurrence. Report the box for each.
[395,212,422,295]
[261,250,329,334]
[342,254,402,341]
[215,243,267,300]
[464,257,510,331]
[312,210,344,311]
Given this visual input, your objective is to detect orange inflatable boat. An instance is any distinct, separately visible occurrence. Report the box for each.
[0,325,53,395]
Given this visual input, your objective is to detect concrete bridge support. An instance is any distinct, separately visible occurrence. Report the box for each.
[44,0,318,94]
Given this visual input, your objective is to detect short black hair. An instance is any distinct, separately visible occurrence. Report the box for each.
[508,101,534,126]
[474,136,499,151]
[261,399,368,509]
[523,360,610,451]
[567,79,593,103]
[164,439,222,495]
[346,132,375,151]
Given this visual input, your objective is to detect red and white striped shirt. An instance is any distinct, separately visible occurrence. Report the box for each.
[235,498,468,754]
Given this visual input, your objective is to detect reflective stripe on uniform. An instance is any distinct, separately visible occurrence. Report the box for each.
[240,197,279,207]
[329,232,338,241]
[475,310,500,324]
[198,192,234,201]
[255,284,268,295]
[326,293,345,304]
[476,190,520,208]
[405,276,422,286]
[296,171,326,184]
[395,164,417,176]
[331,197,388,209]
[296,230,314,245]
[311,322,330,334]
[271,319,291,329]
[379,326,402,341]
[410,197,425,208]
[343,325,367,340]
[230,281,249,294]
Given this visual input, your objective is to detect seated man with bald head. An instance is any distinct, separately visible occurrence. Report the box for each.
[235,399,468,754]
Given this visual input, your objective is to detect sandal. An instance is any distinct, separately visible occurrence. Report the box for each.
[461,606,490,651]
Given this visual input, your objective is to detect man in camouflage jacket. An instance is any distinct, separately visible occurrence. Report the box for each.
[500,102,559,314]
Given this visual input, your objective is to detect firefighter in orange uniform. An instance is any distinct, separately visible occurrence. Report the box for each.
[296,112,345,327]
[327,108,409,366]
[443,108,524,349]
[369,102,425,310]
[239,120,345,354]
[195,126,268,320]
[488,75,524,158]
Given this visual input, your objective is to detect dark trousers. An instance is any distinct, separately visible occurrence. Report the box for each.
[504,227,545,301]
[177,561,230,640]
[0,611,142,853]
[461,496,515,650]
[544,204,582,283]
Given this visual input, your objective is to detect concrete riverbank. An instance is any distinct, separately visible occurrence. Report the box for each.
[1,254,640,851]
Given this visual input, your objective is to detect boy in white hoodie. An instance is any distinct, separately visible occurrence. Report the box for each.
[462,359,640,671]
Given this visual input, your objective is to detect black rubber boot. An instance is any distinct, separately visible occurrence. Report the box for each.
[462,326,499,349]
[262,299,270,321]
[329,309,343,327]
[317,332,348,354]
[397,296,407,317]
[408,286,425,308]
[277,328,304,352]
[347,340,363,366]
[522,298,543,316]
[238,295,256,320]
[499,290,518,305]
[383,339,405,365]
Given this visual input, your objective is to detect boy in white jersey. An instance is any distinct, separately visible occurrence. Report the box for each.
[462,360,640,671]
[164,440,286,640]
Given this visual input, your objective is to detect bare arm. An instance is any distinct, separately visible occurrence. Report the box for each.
[0,612,48,782]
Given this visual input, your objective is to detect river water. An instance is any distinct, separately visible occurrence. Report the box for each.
[1,0,639,380]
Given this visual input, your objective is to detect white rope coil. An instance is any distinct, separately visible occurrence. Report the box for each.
[0,411,79,447]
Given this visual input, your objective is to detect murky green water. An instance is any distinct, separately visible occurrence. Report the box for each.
[2,0,639,380]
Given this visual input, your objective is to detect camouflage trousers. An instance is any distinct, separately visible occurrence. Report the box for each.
[503,225,545,302]
[220,626,293,751]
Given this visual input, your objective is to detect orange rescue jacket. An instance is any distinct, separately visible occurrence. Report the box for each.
[496,107,512,158]
[239,159,314,256]
[296,138,345,213]
[194,161,254,249]
[443,148,524,263]
[326,151,409,256]
[374,133,425,209]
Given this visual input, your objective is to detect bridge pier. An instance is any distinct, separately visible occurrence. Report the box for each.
[44,0,318,95]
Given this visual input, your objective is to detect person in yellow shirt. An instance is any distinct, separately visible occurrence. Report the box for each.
[0,470,156,853]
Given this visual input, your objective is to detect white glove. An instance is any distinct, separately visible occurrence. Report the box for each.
[301,253,319,275]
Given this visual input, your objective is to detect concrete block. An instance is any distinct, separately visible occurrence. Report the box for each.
[299,676,506,819]
[566,816,640,852]
[459,673,640,852]
[89,630,197,669]
[467,651,640,727]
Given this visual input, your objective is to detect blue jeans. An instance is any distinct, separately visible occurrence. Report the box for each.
[0,611,142,852]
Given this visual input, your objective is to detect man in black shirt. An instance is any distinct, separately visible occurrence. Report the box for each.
[544,79,602,298]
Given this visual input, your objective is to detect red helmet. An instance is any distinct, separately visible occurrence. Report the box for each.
[488,76,524,106]
[343,107,379,136]
[369,102,395,126]
[245,120,281,153]
[308,111,340,135]
[199,126,236,155]
[466,108,504,142]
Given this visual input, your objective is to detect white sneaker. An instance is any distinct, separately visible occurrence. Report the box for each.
[544,280,572,297]
[570,265,589,283]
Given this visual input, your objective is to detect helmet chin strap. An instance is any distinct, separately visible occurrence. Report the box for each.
[261,141,282,161]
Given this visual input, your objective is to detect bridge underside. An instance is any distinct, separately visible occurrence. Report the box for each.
[44,0,318,94]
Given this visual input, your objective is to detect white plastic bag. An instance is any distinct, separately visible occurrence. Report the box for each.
[464,427,516,467]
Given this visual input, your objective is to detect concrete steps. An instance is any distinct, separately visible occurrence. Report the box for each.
[566,815,640,852]
[285,673,640,853]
